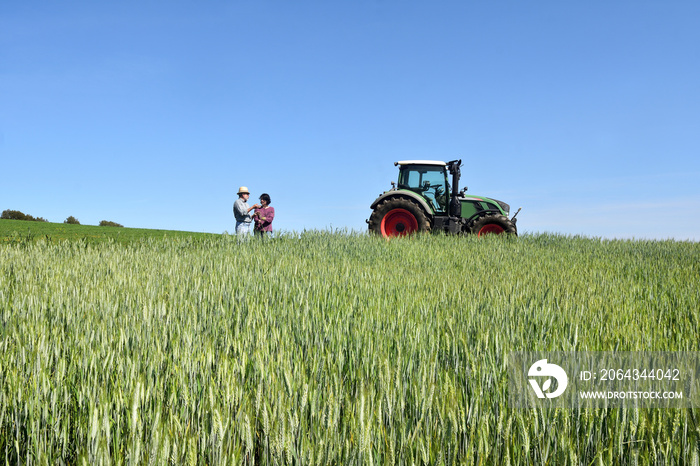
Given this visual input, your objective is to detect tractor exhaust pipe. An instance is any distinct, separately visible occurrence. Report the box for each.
[446,159,462,216]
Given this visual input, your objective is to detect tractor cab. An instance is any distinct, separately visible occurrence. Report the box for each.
[396,161,449,214]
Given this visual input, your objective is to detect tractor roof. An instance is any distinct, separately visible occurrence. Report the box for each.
[395,160,446,166]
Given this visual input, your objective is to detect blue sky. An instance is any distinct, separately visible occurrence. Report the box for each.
[2,1,699,240]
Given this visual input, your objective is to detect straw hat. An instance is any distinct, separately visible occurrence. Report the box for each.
[237,186,250,195]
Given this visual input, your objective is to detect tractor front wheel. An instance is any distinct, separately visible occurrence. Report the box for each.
[469,214,517,237]
[369,198,430,238]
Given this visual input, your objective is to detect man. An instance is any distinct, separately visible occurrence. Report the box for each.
[233,187,259,236]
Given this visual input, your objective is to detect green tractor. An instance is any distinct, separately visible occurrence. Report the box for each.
[368,160,520,237]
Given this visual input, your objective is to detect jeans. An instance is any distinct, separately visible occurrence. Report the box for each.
[236,221,251,236]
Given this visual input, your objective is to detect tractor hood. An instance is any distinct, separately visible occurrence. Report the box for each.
[459,195,510,216]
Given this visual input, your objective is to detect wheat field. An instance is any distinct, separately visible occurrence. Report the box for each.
[1,232,699,464]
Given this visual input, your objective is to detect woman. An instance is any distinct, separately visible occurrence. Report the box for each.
[253,193,275,237]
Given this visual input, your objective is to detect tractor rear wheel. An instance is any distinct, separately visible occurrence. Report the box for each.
[469,214,517,237]
[369,198,431,237]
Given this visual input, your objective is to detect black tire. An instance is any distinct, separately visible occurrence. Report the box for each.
[368,197,431,237]
[469,214,517,237]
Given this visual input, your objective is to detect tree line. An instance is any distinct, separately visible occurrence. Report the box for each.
[2,210,123,227]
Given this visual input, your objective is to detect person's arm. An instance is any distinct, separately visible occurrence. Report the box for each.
[233,199,247,219]
[257,207,274,228]
[235,200,259,221]
[253,208,262,227]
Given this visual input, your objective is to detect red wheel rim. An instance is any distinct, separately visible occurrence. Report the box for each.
[478,224,505,237]
[381,209,418,237]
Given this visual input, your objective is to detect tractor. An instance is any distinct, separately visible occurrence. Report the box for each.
[368,160,519,237]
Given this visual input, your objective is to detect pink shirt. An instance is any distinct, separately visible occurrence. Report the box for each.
[254,206,275,232]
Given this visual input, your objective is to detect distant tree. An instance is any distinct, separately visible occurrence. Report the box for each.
[2,209,28,220]
[64,216,80,225]
[99,220,123,227]
[2,209,48,222]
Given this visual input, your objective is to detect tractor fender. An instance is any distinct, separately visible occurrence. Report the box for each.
[370,190,434,216]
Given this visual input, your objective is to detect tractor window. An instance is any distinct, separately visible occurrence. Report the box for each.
[398,165,448,213]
